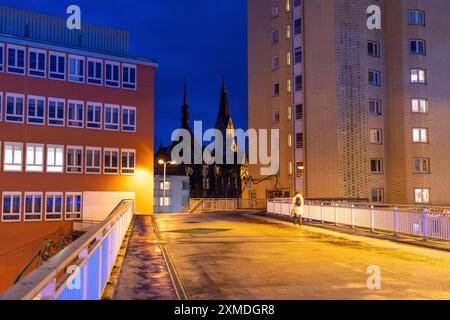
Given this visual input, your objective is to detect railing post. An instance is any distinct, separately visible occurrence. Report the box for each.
[351,205,355,229]
[370,205,375,232]
[423,208,429,241]
[394,206,399,238]
[79,248,88,300]
[38,278,56,300]
[335,204,338,226]
[320,203,324,224]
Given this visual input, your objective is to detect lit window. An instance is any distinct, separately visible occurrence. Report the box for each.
[297,162,304,178]
[414,158,430,174]
[288,134,292,148]
[286,52,291,66]
[24,192,43,221]
[159,197,171,207]
[286,24,291,39]
[121,149,136,175]
[26,143,44,172]
[67,146,83,174]
[87,58,103,85]
[159,181,170,190]
[105,104,120,131]
[47,145,64,173]
[287,79,292,93]
[410,39,425,55]
[27,96,45,125]
[371,189,384,203]
[45,193,63,221]
[370,129,383,145]
[288,162,293,176]
[48,98,65,126]
[28,48,46,78]
[368,70,381,86]
[287,106,292,121]
[409,10,425,26]
[4,142,23,172]
[68,55,85,83]
[49,52,66,80]
[413,128,428,143]
[6,93,25,123]
[86,102,102,129]
[412,98,428,113]
[369,99,382,115]
[285,0,290,12]
[0,43,4,72]
[105,60,120,87]
[66,193,82,220]
[104,148,119,174]
[7,44,25,75]
[86,147,102,174]
[68,100,84,128]
[410,69,426,84]
[122,106,136,132]
[415,188,430,204]
[2,192,21,222]
[371,159,383,174]
[122,64,136,90]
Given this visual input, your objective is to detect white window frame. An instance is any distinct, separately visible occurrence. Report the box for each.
[409,10,425,26]
[413,128,428,143]
[28,48,46,78]
[122,63,137,90]
[4,142,23,172]
[86,102,102,130]
[66,193,83,220]
[413,158,430,174]
[105,60,120,87]
[24,192,43,222]
[104,148,119,175]
[68,54,85,83]
[0,43,4,72]
[45,192,63,221]
[67,100,84,128]
[122,106,136,132]
[369,129,383,145]
[159,181,171,191]
[48,51,66,81]
[272,56,279,71]
[46,145,64,173]
[410,68,426,84]
[48,98,65,127]
[412,98,428,113]
[27,95,45,125]
[5,93,25,123]
[7,44,26,75]
[87,57,103,86]
[371,189,384,203]
[368,41,380,57]
[2,192,22,222]
[368,70,381,86]
[410,39,426,55]
[66,146,83,174]
[26,143,44,173]
[369,99,382,115]
[85,147,102,174]
[104,104,120,131]
[371,158,383,174]
[159,197,171,207]
[121,149,136,175]
[415,188,430,204]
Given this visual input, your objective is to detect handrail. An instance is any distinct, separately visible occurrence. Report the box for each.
[0,199,134,300]
[14,240,46,285]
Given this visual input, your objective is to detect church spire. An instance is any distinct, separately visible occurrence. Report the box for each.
[216,77,232,131]
[181,77,190,130]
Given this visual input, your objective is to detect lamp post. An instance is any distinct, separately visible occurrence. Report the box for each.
[158,159,176,208]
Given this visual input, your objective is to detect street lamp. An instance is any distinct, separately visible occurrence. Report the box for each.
[158,159,176,208]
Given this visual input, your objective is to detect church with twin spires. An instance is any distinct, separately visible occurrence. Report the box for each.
[155,79,244,199]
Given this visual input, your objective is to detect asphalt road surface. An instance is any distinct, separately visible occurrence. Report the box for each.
[153,213,450,300]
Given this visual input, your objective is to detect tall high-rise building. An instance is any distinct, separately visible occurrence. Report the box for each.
[0,6,157,291]
[248,0,450,206]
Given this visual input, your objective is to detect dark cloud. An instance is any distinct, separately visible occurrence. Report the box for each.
[1,0,248,146]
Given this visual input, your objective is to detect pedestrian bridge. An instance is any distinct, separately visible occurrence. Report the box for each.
[1,198,450,300]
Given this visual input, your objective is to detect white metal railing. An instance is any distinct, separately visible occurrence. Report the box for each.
[267,199,450,242]
[181,198,266,214]
[0,199,134,300]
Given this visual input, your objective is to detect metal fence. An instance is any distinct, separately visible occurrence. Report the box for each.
[267,199,450,241]
[0,199,134,300]
[182,198,266,214]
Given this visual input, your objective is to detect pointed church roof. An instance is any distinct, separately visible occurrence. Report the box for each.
[215,78,233,132]
[181,77,190,130]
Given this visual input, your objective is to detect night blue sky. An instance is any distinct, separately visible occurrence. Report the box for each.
[1,0,248,147]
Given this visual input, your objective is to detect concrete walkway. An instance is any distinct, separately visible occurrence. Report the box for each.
[113,216,177,300]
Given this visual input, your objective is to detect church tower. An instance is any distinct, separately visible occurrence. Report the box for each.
[215,78,237,153]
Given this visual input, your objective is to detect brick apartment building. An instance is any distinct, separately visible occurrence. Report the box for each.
[248,0,450,206]
[0,6,157,291]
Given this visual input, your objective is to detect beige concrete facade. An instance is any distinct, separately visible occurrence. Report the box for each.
[248,0,450,206]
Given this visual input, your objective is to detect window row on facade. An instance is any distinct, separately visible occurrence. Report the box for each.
[2,191,82,223]
[0,42,137,90]
[370,157,430,175]
[0,92,136,132]
[0,142,136,175]
[371,188,430,204]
